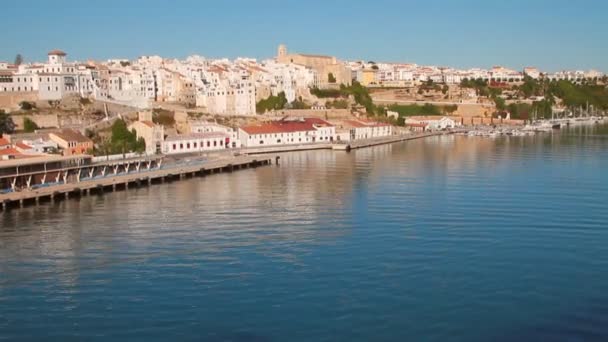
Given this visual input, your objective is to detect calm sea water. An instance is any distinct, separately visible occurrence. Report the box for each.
[1,124,608,341]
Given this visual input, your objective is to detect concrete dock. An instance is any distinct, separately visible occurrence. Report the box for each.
[0,155,272,210]
[329,131,446,151]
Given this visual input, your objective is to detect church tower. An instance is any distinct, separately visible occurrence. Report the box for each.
[277,44,287,60]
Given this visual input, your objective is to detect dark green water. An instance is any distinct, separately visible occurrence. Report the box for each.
[1,124,608,341]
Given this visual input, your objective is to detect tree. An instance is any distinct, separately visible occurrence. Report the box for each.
[14,54,23,66]
[19,101,35,111]
[371,64,379,70]
[23,117,39,133]
[256,92,288,113]
[328,73,337,83]
[108,119,145,154]
[0,110,16,136]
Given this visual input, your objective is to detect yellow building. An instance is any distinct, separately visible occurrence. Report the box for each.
[359,69,378,86]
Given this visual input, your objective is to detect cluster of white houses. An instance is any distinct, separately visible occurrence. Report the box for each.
[2,47,603,114]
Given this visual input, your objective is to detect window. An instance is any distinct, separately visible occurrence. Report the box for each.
[173,144,176,150]
[180,143,183,149]
[219,140,223,146]
[207,141,210,147]
[193,142,197,148]
[213,141,217,147]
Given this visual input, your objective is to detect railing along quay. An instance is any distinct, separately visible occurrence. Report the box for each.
[0,155,272,210]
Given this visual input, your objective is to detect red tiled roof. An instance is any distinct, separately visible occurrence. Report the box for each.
[48,49,67,56]
[0,148,21,156]
[50,129,91,143]
[0,138,10,146]
[15,142,32,150]
[344,119,390,128]
[240,118,333,135]
[343,120,368,128]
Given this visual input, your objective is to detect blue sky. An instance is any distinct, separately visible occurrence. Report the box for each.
[3,0,607,71]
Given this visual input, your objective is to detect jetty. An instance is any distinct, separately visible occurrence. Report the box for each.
[333,131,448,150]
[0,155,272,210]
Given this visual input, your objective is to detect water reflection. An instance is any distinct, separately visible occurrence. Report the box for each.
[0,125,607,341]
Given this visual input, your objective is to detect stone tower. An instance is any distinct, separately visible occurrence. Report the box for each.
[277,44,287,59]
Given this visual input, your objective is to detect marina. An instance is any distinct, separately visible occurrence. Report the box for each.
[459,116,607,138]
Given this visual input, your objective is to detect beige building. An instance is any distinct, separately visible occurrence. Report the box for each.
[48,129,93,156]
[276,45,351,88]
[129,112,165,155]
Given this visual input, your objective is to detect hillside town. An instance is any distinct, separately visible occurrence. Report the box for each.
[0,44,606,162]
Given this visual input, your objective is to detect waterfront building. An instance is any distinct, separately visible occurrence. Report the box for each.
[129,112,165,155]
[48,129,93,155]
[405,117,458,131]
[336,119,393,141]
[189,120,240,148]
[162,132,231,155]
[238,117,335,148]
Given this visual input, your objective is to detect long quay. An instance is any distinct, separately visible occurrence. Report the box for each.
[332,131,449,150]
[0,155,272,210]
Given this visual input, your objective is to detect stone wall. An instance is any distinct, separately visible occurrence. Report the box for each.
[268,108,352,120]
[10,114,59,130]
[0,92,39,111]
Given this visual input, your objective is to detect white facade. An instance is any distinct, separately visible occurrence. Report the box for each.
[342,120,393,141]
[162,132,232,155]
[238,118,335,148]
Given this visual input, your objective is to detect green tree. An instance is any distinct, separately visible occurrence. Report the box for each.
[328,73,337,83]
[14,54,23,66]
[0,110,16,136]
[108,119,145,154]
[19,101,35,111]
[23,117,39,133]
[256,92,288,113]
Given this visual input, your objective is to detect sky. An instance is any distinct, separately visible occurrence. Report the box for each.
[2,0,607,72]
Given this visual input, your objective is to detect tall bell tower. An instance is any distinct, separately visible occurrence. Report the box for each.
[277,44,287,59]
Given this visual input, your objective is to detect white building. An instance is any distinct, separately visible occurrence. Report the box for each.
[162,132,232,155]
[238,117,335,148]
[189,120,240,148]
[340,120,393,141]
[405,117,458,130]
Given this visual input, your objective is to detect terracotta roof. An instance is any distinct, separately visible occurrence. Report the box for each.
[240,118,333,135]
[0,148,22,156]
[48,49,67,56]
[15,142,32,150]
[343,120,390,128]
[50,129,91,143]
[343,120,368,128]
[0,138,10,146]
[297,53,333,59]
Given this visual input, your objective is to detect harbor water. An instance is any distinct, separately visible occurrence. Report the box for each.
[1,124,608,341]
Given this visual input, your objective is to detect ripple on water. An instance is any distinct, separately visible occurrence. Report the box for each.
[1,128,608,341]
